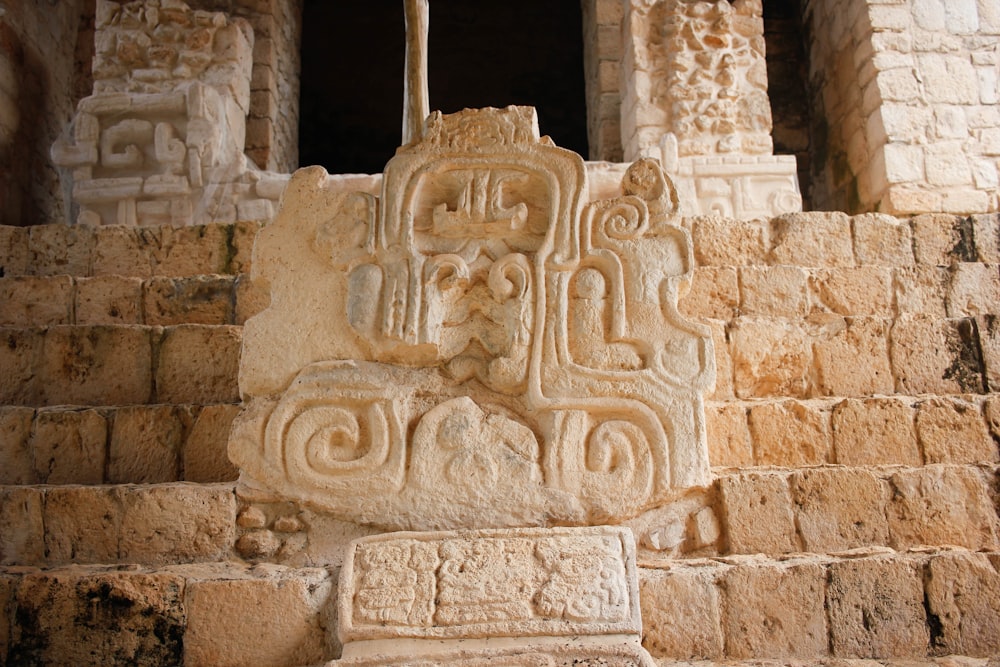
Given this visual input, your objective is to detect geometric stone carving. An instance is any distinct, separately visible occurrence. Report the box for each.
[230,106,715,531]
[329,526,656,666]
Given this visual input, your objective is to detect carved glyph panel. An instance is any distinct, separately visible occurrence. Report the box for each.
[230,106,715,530]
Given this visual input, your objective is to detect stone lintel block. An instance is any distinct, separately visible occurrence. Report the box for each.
[809,267,893,317]
[749,400,831,467]
[29,408,107,484]
[885,466,998,551]
[27,225,95,277]
[791,468,889,553]
[731,318,811,399]
[718,472,799,555]
[769,212,854,268]
[739,266,809,318]
[155,325,241,404]
[677,266,738,321]
[831,397,920,466]
[705,402,752,468]
[0,406,34,484]
[143,275,236,326]
[691,216,767,266]
[827,556,929,658]
[183,404,241,483]
[108,405,191,484]
[915,397,997,464]
[890,315,985,395]
[0,487,44,565]
[0,276,73,327]
[74,275,144,325]
[925,551,1000,656]
[851,212,915,266]
[721,561,827,658]
[640,566,723,659]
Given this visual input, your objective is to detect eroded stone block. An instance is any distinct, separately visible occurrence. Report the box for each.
[640,566,723,659]
[183,404,240,483]
[831,398,921,466]
[731,318,811,399]
[144,275,236,325]
[813,317,895,396]
[890,315,985,395]
[769,212,854,267]
[43,486,121,565]
[809,267,894,317]
[75,275,143,324]
[705,403,751,468]
[925,551,1000,656]
[852,212,915,266]
[0,276,73,327]
[109,405,189,483]
[0,487,44,565]
[718,471,798,555]
[0,406,34,484]
[155,325,240,404]
[791,468,889,552]
[749,400,831,467]
[916,397,997,464]
[30,408,107,484]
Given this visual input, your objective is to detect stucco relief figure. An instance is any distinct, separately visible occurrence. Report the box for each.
[229,106,715,531]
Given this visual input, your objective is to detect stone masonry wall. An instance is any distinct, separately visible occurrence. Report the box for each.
[581,0,625,162]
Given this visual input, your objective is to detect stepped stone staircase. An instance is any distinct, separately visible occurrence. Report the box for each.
[1,211,999,666]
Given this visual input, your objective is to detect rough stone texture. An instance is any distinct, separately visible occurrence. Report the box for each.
[44,486,122,565]
[739,266,809,318]
[155,325,241,404]
[885,467,998,550]
[895,266,950,317]
[809,268,894,317]
[852,213,915,266]
[813,317,895,396]
[183,404,241,483]
[915,397,997,464]
[0,406,34,484]
[0,276,72,326]
[827,557,929,658]
[890,315,985,395]
[731,319,811,399]
[692,217,767,266]
[185,569,333,667]
[831,398,921,466]
[911,215,970,266]
[707,320,733,401]
[925,551,1000,656]
[749,401,831,467]
[640,567,723,659]
[678,267,738,321]
[75,275,143,325]
[721,562,827,659]
[30,408,107,484]
[791,468,889,552]
[769,213,854,267]
[947,264,1000,318]
[718,472,798,555]
[0,328,43,405]
[705,403,752,468]
[0,488,44,565]
[144,276,236,326]
[108,406,188,484]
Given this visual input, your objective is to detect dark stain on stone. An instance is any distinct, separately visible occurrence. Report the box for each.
[943,318,986,393]
[951,216,977,262]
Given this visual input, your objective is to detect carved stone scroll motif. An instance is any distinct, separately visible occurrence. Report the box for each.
[329,526,656,666]
[230,106,716,531]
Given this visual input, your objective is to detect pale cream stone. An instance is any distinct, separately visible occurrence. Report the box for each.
[827,557,929,658]
[0,406,34,484]
[890,315,985,394]
[155,324,241,404]
[705,403,752,468]
[731,318,811,399]
[0,487,44,565]
[885,466,998,551]
[739,266,809,318]
[143,275,235,325]
[915,397,997,464]
[749,400,831,466]
[30,408,107,484]
[722,562,827,658]
[894,265,949,317]
[831,398,921,466]
[947,263,1000,317]
[183,404,240,483]
[0,277,73,327]
[232,108,714,530]
[851,212,915,266]
[718,471,798,555]
[75,275,143,325]
[769,212,854,267]
[677,267,738,321]
[925,551,1000,656]
[707,320,733,401]
[813,317,895,396]
[970,213,1000,263]
[691,216,767,266]
[809,267,893,317]
[910,213,968,265]
[791,468,889,552]
[640,567,723,659]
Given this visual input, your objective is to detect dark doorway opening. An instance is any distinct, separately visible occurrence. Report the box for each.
[298,1,588,174]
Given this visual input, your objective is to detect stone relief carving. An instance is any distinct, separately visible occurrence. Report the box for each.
[230,106,715,531]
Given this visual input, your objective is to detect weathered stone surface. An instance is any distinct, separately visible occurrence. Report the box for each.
[0,406,34,484]
[814,317,895,396]
[770,212,854,267]
[890,315,985,395]
[144,275,236,326]
[92,226,156,277]
[30,408,107,484]
[809,268,894,317]
[827,557,929,658]
[947,263,1000,317]
[852,213,915,266]
[0,328,43,405]
[44,486,121,565]
[885,467,998,550]
[235,273,269,324]
[183,404,240,483]
[749,400,831,467]
[27,224,94,276]
[640,566,723,659]
[0,276,73,326]
[910,214,968,266]
[707,320,733,400]
[8,570,185,666]
[739,266,809,318]
[895,265,950,317]
[185,568,333,667]
[155,325,241,404]
[791,468,889,552]
[692,216,767,266]
[109,405,188,484]
[925,551,1000,656]
[831,398,921,466]
[678,266,738,321]
[718,472,798,554]
[0,487,44,565]
[705,403,752,468]
[731,319,811,399]
[916,397,997,464]
[721,562,827,658]
[0,225,29,277]
[0,573,13,660]
[75,275,143,325]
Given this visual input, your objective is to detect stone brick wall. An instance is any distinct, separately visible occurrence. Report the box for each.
[581,0,624,162]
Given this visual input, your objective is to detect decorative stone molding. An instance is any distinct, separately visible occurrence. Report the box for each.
[230,106,715,532]
[329,526,656,666]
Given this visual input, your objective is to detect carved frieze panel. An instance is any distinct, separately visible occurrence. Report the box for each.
[231,106,715,530]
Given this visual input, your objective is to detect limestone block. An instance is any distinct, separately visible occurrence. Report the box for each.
[0,225,29,276]
[915,397,997,464]
[640,566,723,659]
[749,400,831,467]
[109,405,190,483]
[677,267,738,321]
[919,54,980,105]
[970,213,1000,263]
[185,568,333,667]
[731,318,811,398]
[75,275,143,324]
[0,487,44,565]
[183,404,240,483]
[852,213,915,266]
[769,212,854,268]
[155,225,231,276]
[983,315,1000,391]
[38,325,154,406]
[119,483,236,565]
[27,224,94,276]
[92,226,156,277]
[890,315,985,395]
[230,219,262,274]
[29,408,107,484]
[707,320,733,400]
[809,268,893,317]
[155,325,241,404]
[43,486,121,565]
[831,398,921,466]
[0,406,33,484]
[739,266,809,318]
[813,317,895,396]
[827,557,929,658]
[8,570,185,666]
[691,216,767,266]
[144,275,235,325]
[791,468,889,552]
[885,466,998,550]
[718,472,798,554]
[0,277,73,326]
[947,263,1000,317]
[705,403,752,468]
[234,274,269,324]
[721,562,827,658]
[894,265,950,318]
[910,214,970,265]
[925,551,1000,656]
[0,328,43,405]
